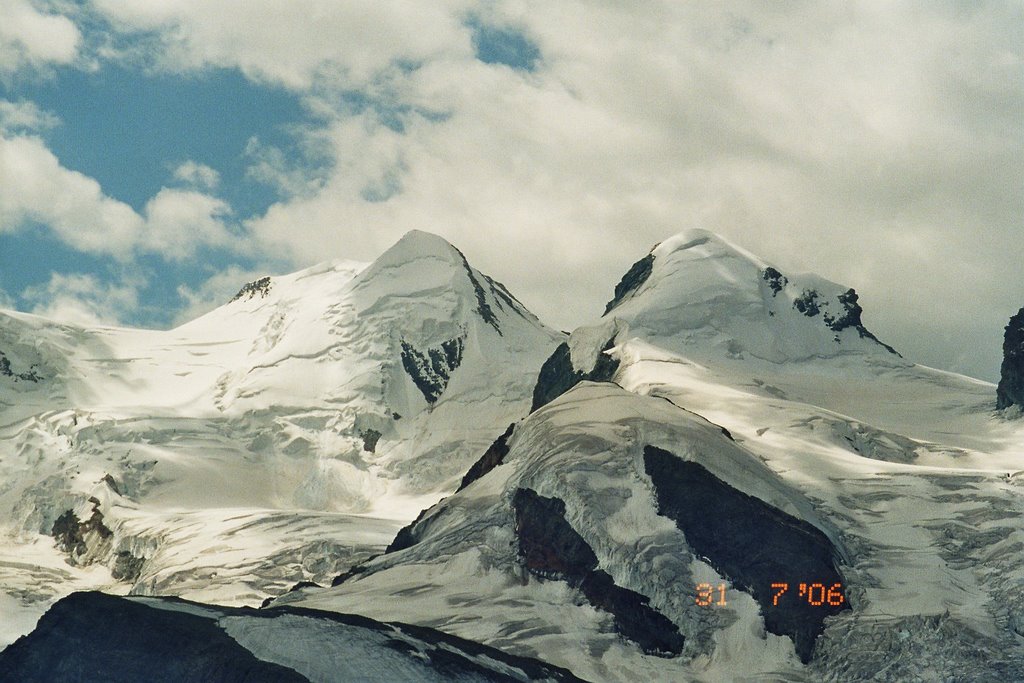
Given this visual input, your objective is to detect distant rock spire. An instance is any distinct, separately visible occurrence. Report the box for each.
[997,307,1024,410]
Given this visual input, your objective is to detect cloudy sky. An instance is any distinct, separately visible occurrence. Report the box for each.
[0,2,1021,382]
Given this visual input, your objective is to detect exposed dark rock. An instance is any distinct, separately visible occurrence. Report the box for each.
[0,592,310,683]
[3,592,590,682]
[588,340,622,383]
[400,336,464,404]
[531,344,576,412]
[51,498,113,562]
[484,274,532,323]
[111,550,145,582]
[531,339,620,412]
[822,289,901,356]
[101,473,122,496]
[230,276,272,302]
[997,307,1024,410]
[0,350,42,382]
[793,289,821,317]
[822,289,861,331]
[457,423,515,492]
[287,580,321,594]
[762,267,788,296]
[643,446,849,663]
[604,253,655,316]
[385,501,438,554]
[360,429,382,453]
[330,558,377,587]
[512,488,684,656]
[453,247,503,335]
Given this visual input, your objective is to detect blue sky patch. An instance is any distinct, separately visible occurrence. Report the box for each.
[0,63,319,327]
[468,19,542,71]
[4,64,311,218]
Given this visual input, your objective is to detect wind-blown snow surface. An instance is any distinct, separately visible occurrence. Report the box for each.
[0,230,562,647]
[278,231,1024,681]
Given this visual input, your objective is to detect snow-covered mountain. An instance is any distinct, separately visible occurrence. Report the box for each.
[273,230,1024,681]
[4,228,1023,681]
[0,230,562,647]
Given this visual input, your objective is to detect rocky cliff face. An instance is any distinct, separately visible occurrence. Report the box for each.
[644,446,849,663]
[997,307,1024,410]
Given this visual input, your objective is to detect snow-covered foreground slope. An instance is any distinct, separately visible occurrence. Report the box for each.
[276,231,1024,682]
[0,591,586,682]
[0,230,562,647]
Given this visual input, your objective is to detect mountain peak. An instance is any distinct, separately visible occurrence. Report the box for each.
[375,230,463,267]
[603,229,897,363]
[652,228,765,266]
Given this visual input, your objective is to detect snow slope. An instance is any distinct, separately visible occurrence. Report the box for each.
[277,230,1024,682]
[0,230,562,647]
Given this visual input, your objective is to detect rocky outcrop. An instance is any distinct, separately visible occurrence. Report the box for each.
[230,276,272,302]
[997,307,1024,410]
[0,592,308,683]
[643,446,849,663]
[0,349,42,382]
[384,503,434,555]
[111,550,146,582]
[50,497,113,565]
[791,287,900,356]
[399,337,464,404]
[512,488,685,656]
[531,339,619,412]
[824,289,900,355]
[603,253,655,315]
[793,289,822,317]
[457,423,515,492]
[359,429,382,453]
[762,267,788,296]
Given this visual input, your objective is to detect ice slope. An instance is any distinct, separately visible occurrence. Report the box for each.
[0,230,562,647]
[279,230,1024,682]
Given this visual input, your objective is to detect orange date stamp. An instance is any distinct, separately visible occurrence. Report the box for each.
[695,582,845,607]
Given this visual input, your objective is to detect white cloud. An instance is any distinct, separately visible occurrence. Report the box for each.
[173,160,220,190]
[0,134,142,254]
[140,188,233,259]
[21,272,140,327]
[0,0,81,75]
[90,0,474,89]
[244,136,329,199]
[9,2,1023,380]
[0,134,235,261]
[239,2,1022,381]
[0,100,59,133]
